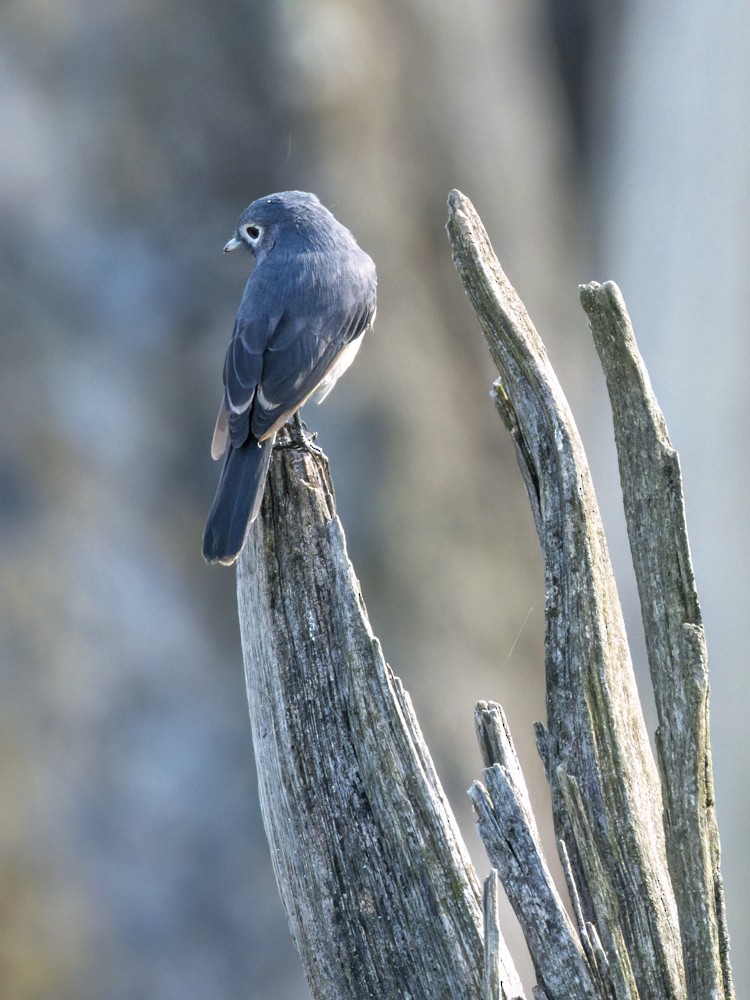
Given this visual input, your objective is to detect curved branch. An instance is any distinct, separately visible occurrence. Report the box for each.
[447,190,685,999]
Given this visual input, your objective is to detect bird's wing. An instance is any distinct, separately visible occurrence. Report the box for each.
[250,297,374,441]
[222,256,375,447]
[216,267,282,451]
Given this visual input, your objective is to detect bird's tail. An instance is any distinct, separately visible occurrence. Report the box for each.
[202,435,275,565]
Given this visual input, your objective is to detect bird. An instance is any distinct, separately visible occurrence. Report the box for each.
[202,191,377,565]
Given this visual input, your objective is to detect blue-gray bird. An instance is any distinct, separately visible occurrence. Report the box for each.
[203,191,377,565]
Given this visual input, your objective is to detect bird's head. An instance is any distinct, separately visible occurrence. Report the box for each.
[224,191,340,260]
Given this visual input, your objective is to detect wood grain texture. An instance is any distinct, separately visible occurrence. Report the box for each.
[447,190,685,999]
[236,419,520,999]
[472,703,597,1000]
[581,281,734,1000]
[483,869,526,1000]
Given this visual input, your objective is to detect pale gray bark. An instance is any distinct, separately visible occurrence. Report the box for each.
[580,282,734,1000]
[236,420,522,999]
[471,702,599,1000]
[482,871,509,1000]
[446,190,733,999]
[447,189,685,999]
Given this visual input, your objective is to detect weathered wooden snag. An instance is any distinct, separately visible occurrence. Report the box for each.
[233,192,733,1000]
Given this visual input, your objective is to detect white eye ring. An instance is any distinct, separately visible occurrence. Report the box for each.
[244,224,262,244]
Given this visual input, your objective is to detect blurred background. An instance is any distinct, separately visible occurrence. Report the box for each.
[2,1,748,997]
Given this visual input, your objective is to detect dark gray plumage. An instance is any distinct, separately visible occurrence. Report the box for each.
[203,191,377,565]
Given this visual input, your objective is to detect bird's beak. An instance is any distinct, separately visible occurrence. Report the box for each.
[223,236,242,253]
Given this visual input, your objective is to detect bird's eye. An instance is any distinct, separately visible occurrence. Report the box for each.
[245,225,262,243]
